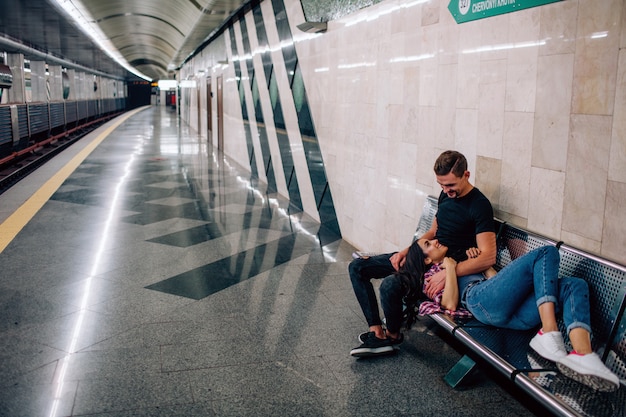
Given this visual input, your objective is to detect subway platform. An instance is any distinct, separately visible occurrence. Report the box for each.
[0,106,541,416]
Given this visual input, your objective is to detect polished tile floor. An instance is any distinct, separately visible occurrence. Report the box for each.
[0,106,541,416]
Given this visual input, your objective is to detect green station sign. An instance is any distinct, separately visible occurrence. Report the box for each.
[448,0,563,24]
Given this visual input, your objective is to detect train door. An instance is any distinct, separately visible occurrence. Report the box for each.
[197,83,202,134]
[166,90,176,108]
[217,75,223,151]
[206,78,213,143]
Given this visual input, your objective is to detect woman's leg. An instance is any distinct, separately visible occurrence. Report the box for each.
[466,245,561,330]
[531,245,561,333]
[557,277,592,351]
[349,253,396,337]
[530,245,560,311]
[556,277,619,391]
[464,247,545,329]
[537,303,558,332]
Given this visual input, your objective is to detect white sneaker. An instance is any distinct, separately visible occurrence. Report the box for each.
[529,330,567,362]
[557,352,620,392]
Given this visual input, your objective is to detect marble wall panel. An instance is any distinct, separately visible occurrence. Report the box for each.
[571,0,620,116]
[532,53,574,173]
[499,111,533,219]
[563,114,612,243]
[180,0,626,263]
[527,167,564,239]
[602,180,626,262]
[436,63,458,147]
[609,50,626,183]
[539,0,577,56]
[477,59,506,159]
[475,155,501,213]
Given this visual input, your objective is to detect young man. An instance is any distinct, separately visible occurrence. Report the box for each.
[349,150,497,357]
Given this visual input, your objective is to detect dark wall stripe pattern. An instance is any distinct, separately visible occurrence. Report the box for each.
[252,5,303,212]
[228,27,259,179]
[228,0,341,242]
[238,16,278,194]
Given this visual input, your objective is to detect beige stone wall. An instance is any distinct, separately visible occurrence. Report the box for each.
[291,0,626,263]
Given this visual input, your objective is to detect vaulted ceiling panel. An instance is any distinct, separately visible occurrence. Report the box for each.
[76,0,248,79]
[0,0,250,80]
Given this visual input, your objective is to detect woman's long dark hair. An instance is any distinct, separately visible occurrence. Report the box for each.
[395,241,429,329]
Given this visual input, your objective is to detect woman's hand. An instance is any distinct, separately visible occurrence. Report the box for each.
[441,257,459,311]
[424,257,456,300]
[424,269,446,299]
[482,266,497,279]
[425,258,458,299]
[442,256,457,270]
[440,257,459,311]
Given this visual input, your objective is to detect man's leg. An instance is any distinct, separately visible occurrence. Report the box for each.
[379,274,405,341]
[348,253,396,334]
[349,254,397,357]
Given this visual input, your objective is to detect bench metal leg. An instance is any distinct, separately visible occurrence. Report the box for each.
[444,354,477,388]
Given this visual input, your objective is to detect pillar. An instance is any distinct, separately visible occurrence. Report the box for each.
[47,65,63,101]
[5,53,25,103]
[29,60,47,102]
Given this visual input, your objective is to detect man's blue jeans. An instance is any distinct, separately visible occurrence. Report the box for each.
[464,245,592,334]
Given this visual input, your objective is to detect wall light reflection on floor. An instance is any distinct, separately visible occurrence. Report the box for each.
[48,146,140,417]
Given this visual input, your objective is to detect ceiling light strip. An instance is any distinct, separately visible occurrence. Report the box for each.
[50,0,153,80]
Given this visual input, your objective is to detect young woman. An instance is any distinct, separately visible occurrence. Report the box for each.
[413,238,620,392]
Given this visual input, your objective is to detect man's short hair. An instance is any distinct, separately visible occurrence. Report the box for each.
[434,150,467,177]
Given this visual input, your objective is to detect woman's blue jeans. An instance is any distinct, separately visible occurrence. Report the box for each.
[349,253,405,333]
[464,245,592,334]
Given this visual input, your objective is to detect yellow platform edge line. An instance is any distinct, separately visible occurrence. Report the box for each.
[0,107,146,253]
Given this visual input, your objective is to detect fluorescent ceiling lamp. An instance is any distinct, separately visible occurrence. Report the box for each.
[158,80,177,89]
[50,0,152,81]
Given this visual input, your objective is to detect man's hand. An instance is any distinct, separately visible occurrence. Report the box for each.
[390,248,408,271]
[466,247,481,258]
[424,269,446,299]
[454,231,497,277]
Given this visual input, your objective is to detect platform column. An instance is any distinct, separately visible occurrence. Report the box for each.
[5,53,25,104]
[76,71,85,100]
[66,69,77,100]
[48,65,64,102]
[30,60,47,102]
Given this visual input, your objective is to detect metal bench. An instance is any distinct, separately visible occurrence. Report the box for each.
[415,195,626,417]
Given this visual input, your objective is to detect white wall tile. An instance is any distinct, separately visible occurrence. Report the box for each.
[572,0,621,115]
[477,59,506,159]
[500,111,533,218]
[528,167,564,239]
[602,180,626,261]
[539,0,578,57]
[609,49,626,183]
[563,114,612,242]
[532,53,574,172]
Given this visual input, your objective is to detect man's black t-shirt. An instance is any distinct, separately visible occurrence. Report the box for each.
[435,188,495,262]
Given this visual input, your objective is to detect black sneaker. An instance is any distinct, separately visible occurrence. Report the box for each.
[350,333,395,357]
[358,331,403,346]
[358,331,375,343]
[390,333,404,346]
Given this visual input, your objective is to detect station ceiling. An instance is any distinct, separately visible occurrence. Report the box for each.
[0,0,248,81]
